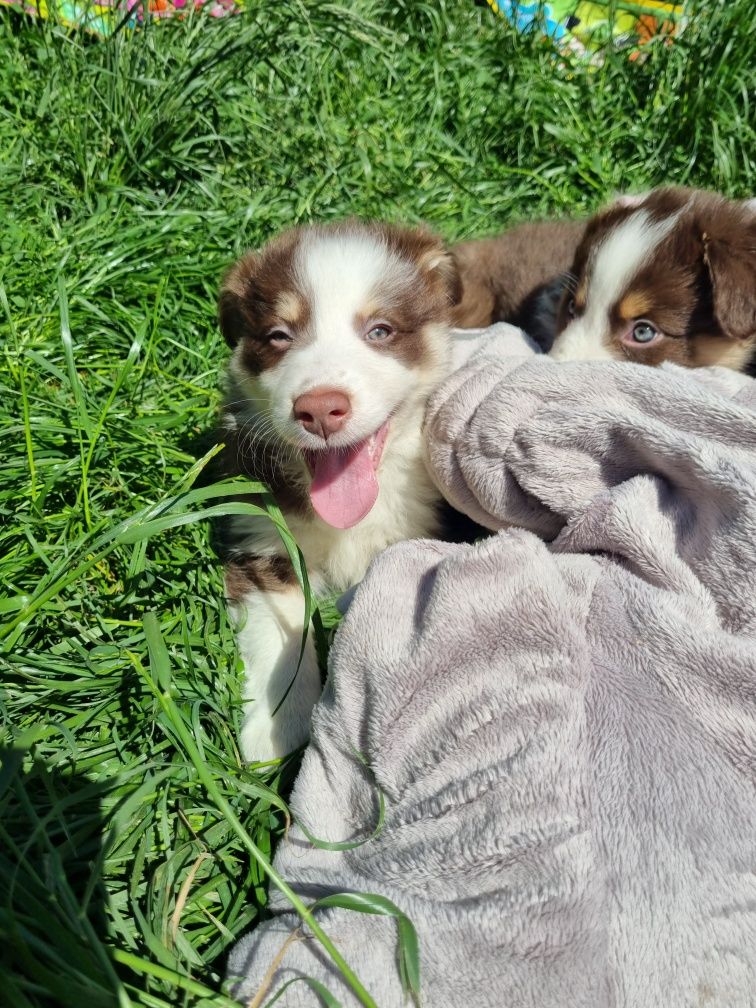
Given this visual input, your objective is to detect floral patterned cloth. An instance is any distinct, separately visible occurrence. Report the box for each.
[0,0,240,35]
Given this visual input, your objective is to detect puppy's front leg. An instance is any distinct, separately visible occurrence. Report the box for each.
[226,558,321,762]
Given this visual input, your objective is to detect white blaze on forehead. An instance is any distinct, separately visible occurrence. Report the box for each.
[296,230,412,331]
[585,209,680,326]
[551,208,681,362]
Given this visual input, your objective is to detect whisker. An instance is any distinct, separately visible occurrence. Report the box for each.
[232,414,308,483]
[559,271,578,294]
[224,396,272,409]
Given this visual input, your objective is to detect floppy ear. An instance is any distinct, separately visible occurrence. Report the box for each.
[218,251,258,348]
[420,246,463,306]
[703,232,756,341]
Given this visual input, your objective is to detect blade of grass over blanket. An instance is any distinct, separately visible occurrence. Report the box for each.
[295,750,386,852]
[312,894,421,1003]
[141,614,380,1008]
[260,975,344,1008]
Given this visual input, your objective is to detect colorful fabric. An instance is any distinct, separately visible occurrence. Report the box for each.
[488,0,684,57]
[0,0,241,35]
[0,0,684,45]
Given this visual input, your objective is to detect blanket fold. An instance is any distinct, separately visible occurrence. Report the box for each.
[228,330,756,1008]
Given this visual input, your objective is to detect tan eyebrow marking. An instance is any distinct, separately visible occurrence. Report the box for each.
[618,292,652,320]
[358,296,381,320]
[274,291,303,324]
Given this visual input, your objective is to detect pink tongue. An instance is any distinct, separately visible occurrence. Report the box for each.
[310,439,379,529]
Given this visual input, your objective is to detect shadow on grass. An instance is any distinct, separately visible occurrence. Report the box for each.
[0,747,117,1007]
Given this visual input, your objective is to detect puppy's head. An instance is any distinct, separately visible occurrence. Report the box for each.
[550,187,756,371]
[219,220,460,528]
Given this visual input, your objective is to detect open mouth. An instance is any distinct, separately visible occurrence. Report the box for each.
[303,420,390,529]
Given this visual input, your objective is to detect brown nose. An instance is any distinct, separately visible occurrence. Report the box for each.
[293,387,352,440]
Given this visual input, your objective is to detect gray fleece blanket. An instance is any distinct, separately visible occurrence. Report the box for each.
[227,325,756,1008]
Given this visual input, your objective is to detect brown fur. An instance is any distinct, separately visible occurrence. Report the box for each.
[349,228,460,367]
[450,219,586,329]
[225,554,296,601]
[618,292,653,320]
[219,229,312,375]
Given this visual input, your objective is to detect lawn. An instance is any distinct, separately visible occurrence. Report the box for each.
[1,1,754,1005]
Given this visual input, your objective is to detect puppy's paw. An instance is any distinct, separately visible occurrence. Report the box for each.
[239,705,309,764]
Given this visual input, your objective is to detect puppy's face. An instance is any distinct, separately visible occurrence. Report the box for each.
[219,221,459,527]
[551,188,756,371]
[221,221,458,446]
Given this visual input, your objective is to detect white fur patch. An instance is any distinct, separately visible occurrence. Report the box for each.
[612,191,650,210]
[231,582,321,762]
[551,209,681,362]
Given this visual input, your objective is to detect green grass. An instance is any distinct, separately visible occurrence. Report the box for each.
[1,1,754,1004]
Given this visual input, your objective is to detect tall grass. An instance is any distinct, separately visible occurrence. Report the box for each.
[1,1,754,1004]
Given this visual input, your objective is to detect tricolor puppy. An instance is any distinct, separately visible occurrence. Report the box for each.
[216,220,460,761]
[550,187,756,371]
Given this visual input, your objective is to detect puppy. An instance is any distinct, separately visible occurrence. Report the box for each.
[550,187,756,371]
[215,220,460,761]
[452,188,756,372]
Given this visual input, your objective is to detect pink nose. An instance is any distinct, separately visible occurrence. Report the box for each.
[293,387,352,440]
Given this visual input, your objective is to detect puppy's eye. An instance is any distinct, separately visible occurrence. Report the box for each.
[630,320,660,344]
[267,329,293,350]
[566,298,576,319]
[365,324,394,344]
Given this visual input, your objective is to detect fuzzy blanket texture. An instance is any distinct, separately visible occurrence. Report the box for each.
[228,325,756,1007]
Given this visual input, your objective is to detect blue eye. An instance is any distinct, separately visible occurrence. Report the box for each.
[365,324,393,343]
[631,321,658,344]
[566,298,576,319]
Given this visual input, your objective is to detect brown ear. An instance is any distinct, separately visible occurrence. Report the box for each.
[447,245,495,328]
[420,246,463,306]
[218,251,258,347]
[703,232,756,341]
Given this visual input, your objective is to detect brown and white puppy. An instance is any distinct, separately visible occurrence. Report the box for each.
[550,188,756,371]
[216,220,460,762]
